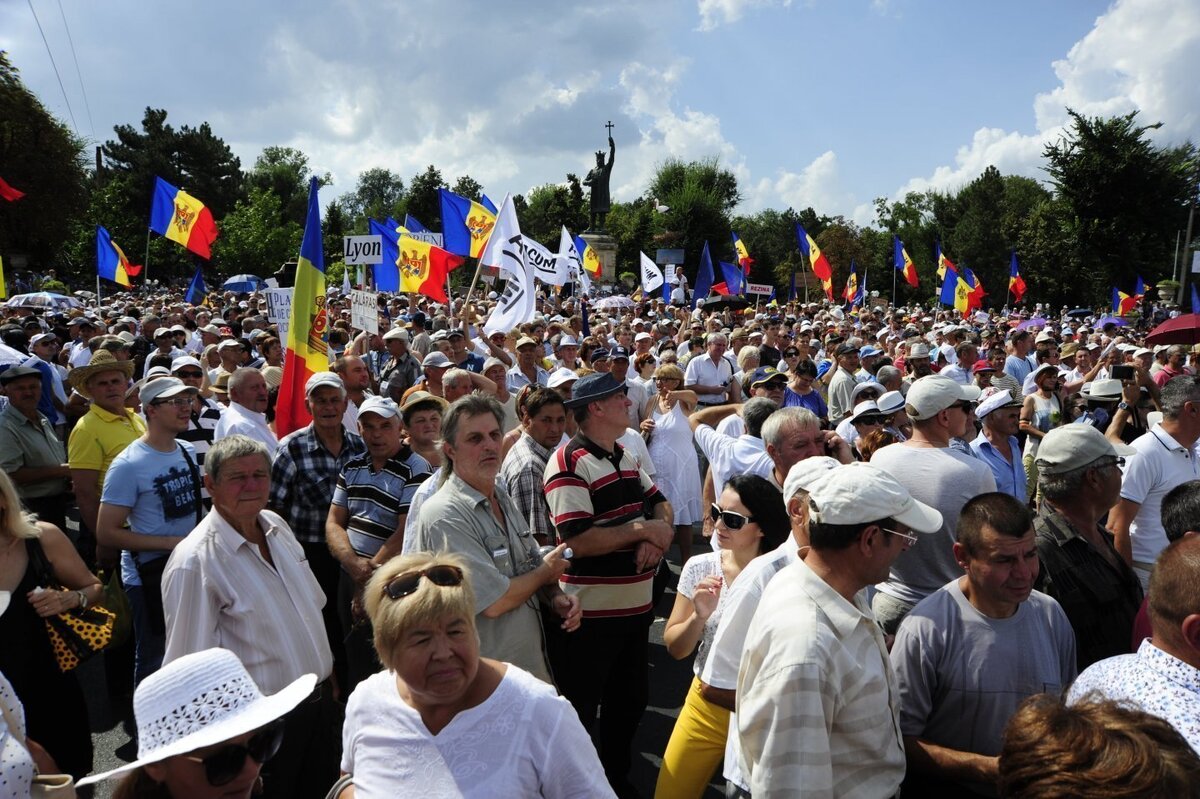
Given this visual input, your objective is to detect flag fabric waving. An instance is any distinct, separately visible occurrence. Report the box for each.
[640,252,664,294]
[557,228,592,296]
[482,195,536,335]
[439,188,496,258]
[481,195,499,214]
[939,260,960,308]
[694,242,715,308]
[842,261,860,305]
[524,237,569,286]
[149,177,219,259]
[573,235,603,277]
[368,218,401,292]
[1113,277,1144,316]
[0,176,25,202]
[397,235,463,302]
[276,178,328,438]
[963,267,986,317]
[894,236,918,287]
[1008,252,1027,302]
[935,243,957,280]
[1192,284,1200,315]
[403,214,428,233]
[96,226,137,288]
[732,232,754,273]
[184,266,208,305]
[795,223,833,300]
[718,261,743,294]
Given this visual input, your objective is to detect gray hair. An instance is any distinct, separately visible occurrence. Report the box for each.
[705,332,728,347]
[1160,375,1200,420]
[876,365,901,387]
[742,397,779,439]
[438,394,505,485]
[761,407,819,447]
[227,367,263,396]
[736,346,761,372]
[442,368,473,391]
[1039,457,1105,503]
[205,434,271,481]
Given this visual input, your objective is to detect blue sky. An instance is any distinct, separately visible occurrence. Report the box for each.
[2,0,1197,226]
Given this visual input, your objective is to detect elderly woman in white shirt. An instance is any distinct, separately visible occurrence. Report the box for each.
[339,552,614,799]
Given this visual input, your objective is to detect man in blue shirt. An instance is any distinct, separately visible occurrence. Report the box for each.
[970,388,1027,504]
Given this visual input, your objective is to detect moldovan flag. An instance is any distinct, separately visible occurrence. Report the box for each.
[574,235,602,277]
[95,226,138,288]
[397,234,464,303]
[963,268,985,317]
[403,214,428,233]
[936,243,957,280]
[939,261,961,308]
[0,176,25,202]
[149,177,218,259]
[894,236,918,287]
[368,219,401,292]
[795,223,833,300]
[1008,252,1027,302]
[842,261,860,305]
[732,232,754,273]
[276,178,328,438]
[439,188,496,258]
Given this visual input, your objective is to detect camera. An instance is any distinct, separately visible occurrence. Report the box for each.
[1111,364,1135,381]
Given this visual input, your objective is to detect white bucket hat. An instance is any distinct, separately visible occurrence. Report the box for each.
[77,648,315,786]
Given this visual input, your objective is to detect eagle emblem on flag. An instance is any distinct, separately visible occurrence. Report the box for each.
[173,202,197,232]
[467,214,494,241]
[399,248,429,280]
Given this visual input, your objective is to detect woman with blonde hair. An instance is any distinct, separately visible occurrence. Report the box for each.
[0,469,102,779]
[641,362,701,562]
[338,552,613,797]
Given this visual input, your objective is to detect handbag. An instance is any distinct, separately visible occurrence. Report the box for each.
[32,774,77,798]
[26,538,116,673]
[324,775,354,799]
[97,565,132,649]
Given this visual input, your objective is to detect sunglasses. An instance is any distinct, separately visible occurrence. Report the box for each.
[784,351,800,357]
[880,527,919,547]
[950,401,976,413]
[176,370,204,379]
[383,565,465,600]
[710,503,755,530]
[181,721,284,786]
[854,416,887,426]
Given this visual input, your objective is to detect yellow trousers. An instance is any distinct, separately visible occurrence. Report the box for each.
[654,675,730,799]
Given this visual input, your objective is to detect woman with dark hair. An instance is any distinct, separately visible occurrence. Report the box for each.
[783,359,828,423]
[655,474,789,798]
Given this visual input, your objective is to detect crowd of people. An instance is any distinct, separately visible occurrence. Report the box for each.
[1,283,1200,798]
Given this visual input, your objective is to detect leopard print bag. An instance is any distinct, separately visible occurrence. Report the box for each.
[26,539,116,673]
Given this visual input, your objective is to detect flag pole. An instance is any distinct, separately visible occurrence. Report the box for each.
[461,257,487,313]
[143,228,152,287]
[892,258,897,308]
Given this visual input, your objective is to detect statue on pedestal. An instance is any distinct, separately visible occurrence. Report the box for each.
[583,121,616,232]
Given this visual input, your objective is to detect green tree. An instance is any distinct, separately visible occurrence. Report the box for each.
[341,167,404,227]
[606,199,656,275]
[643,158,740,283]
[399,166,446,231]
[451,175,483,202]
[1043,109,1198,297]
[521,181,587,246]
[0,52,90,279]
[102,107,244,220]
[322,201,349,266]
[244,146,328,227]
[211,188,304,278]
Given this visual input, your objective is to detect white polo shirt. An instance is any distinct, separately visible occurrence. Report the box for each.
[683,352,735,405]
[1121,423,1200,567]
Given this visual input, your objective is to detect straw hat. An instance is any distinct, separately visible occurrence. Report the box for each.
[68,350,135,399]
[210,372,232,395]
[77,648,315,786]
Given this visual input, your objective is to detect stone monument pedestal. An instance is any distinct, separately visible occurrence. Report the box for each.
[580,232,618,285]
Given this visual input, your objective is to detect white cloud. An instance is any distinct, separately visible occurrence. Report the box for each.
[885,0,1200,204]
[751,150,856,218]
[696,0,792,31]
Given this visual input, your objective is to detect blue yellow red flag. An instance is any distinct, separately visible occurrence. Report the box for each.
[573,235,602,277]
[368,219,401,292]
[439,188,495,258]
[795,223,833,300]
[276,178,328,437]
[842,261,860,305]
[149,177,218,259]
[894,236,918,287]
[1008,252,1027,302]
[397,235,464,303]
[731,232,754,274]
[935,243,957,280]
[96,226,136,288]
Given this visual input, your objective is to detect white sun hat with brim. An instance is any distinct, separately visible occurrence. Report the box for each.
[77,648,315,786]
[547,367,579,389]
[782,456,840,503]
[805,462,943,534]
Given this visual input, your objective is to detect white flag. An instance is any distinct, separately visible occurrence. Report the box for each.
[558,227,591,296]
[525,237,568,286]
[640,251,664,293]
[342,267,351,295]
[482,195,535,334]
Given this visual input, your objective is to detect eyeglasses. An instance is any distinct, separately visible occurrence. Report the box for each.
[710,503,755,530]
[784,351,800,357]
[181,721,284,786]
[950,401,976,414]
[880,527,919,547]
[176,370,204,379]
[854,416,887,426]
[383,565,465,600]
[1096,457,1126,471]
[152,397,194,408]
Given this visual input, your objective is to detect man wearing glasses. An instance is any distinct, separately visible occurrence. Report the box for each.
[170,356,222,501]
[891,493,1077,795]
[1032,425,1143,671]
[869,375,997,634]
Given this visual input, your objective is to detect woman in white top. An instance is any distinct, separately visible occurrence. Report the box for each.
[1020,362,1063,502]
[654,475,791,799]
[340,552,614,799]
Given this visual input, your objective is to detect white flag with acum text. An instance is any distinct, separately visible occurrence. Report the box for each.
[640,251,663,293]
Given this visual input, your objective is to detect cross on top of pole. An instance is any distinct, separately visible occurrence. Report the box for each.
[605,120,614,135]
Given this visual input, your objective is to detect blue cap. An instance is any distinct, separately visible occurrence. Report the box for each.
[860,345,883,357]
[589,348,610,363]
[749,366,786,388]
[565,372,628,409]
[609,346,631,361]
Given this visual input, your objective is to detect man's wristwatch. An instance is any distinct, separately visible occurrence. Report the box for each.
[1118,402,1131,411]
[75,589,89,610]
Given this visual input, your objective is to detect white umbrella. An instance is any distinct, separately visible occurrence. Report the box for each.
[594,295,634,310]
[4,292,84,310]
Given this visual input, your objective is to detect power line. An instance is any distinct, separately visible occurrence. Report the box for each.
[55,0,94,138]
[25,0,78,136]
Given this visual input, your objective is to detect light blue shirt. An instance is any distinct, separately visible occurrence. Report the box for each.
[969,434,1028,504]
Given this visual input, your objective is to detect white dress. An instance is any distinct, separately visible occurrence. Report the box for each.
[342,666,614,798]
[0,671,34,798]
[647,400,702,525]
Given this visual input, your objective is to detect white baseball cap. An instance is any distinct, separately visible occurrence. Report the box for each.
[905,375,980,420]
[140,377,198,405]
[806,463,942,533]
[1035,424,1136,475]
[304,371,344,397]
[547,367,579,389]
[358,395,399,419]
[782,456,839,502]
[170,356,203,372]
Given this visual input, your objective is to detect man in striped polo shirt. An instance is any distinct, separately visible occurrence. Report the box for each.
[544,372,674,797]
[170,356,221,506]
[326,395,432,690]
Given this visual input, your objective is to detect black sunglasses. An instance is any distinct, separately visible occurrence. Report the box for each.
[710,503,755,530]
[182,721,284,786]
[384,565,465,600]
[176,370,204,379]
[950,401,976,413]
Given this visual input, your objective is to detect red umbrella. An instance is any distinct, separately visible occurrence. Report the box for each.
[1146,314,1200,345]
